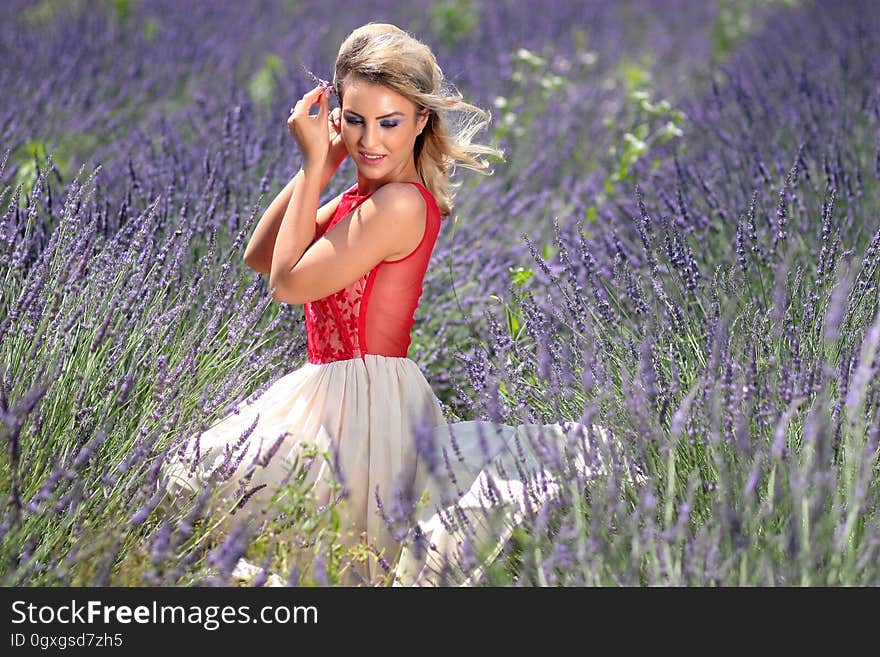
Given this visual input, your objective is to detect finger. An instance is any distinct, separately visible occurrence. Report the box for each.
[304,85,325,103]
[292,89,322,116]
[292,86,323,115]
[300,87,327,116]
[314,88,330,119]
[290,98,306,117]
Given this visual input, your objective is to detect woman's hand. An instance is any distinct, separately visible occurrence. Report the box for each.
[327,107,349,169]
[288,85,333,173]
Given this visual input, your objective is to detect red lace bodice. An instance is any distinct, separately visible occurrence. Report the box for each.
[304,181,441,364]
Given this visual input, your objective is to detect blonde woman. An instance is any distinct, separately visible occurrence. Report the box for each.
[160,23,609,586]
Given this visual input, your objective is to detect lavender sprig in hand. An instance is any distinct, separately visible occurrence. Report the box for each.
[300,64,335,97]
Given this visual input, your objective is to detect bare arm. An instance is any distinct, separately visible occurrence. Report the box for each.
[268,167,323,297]
[243,159,344,274]
[270,182,427,305]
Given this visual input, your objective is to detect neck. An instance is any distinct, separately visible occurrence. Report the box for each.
[356,157,423,196]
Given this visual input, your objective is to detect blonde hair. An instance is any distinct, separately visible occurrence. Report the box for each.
[332,22,503,218]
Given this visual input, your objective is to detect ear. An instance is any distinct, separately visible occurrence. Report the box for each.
[417,108,430,134]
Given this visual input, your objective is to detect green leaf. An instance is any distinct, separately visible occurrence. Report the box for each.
[112,0,132,24]
[618,60,651,90]
[508,266,534,288]
[143,16,160,41]
[11,140,51,207]
[431,0,480,48]
[248,54,284,109]
[505,303,520,336]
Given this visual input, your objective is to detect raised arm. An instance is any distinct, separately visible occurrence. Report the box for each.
[243,162,344,274]
[269,181,427,305]
[244,94,348,274]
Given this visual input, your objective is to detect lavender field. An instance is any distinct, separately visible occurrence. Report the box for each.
[2,0,879,586]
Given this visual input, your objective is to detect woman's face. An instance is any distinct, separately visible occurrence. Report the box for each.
[339,75,428,184]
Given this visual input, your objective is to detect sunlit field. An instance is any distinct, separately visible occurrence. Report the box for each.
[2,0,879,586]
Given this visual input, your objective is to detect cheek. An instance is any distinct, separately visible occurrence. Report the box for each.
[390,131,413,150]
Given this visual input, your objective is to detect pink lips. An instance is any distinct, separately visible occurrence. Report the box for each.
[360,151,386,165]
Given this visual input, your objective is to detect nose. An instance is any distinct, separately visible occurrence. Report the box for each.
[359,123,381,151]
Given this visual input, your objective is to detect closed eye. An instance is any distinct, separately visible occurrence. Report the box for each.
[344,117,399,128]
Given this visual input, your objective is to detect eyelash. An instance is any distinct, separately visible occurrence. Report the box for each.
[344,118,399,128]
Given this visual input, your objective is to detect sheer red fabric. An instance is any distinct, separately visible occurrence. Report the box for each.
[304,181,441,364]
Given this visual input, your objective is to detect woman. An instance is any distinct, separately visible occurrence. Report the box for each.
[160,23,612,586]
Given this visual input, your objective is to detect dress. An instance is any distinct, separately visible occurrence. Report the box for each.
[158,180,611,586]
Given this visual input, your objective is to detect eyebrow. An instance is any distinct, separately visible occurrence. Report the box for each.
[343,110,406,119]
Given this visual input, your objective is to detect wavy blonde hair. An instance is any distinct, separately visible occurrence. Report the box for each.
[332,22,504,218]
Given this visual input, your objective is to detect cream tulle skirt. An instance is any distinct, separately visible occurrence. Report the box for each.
[158,354,615,586]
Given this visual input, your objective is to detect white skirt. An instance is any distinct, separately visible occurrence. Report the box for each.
[158,353,614,586]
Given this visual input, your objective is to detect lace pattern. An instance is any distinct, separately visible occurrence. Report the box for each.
[305,272,368,364]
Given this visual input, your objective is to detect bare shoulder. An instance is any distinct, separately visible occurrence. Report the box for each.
[370,182,427,220]
[368,182,428,260]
